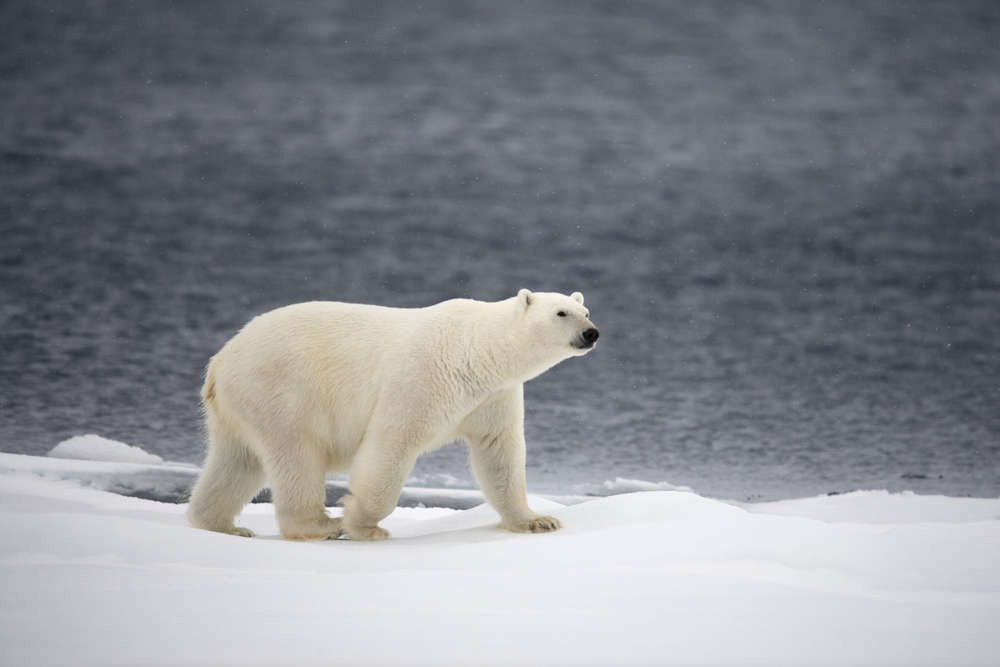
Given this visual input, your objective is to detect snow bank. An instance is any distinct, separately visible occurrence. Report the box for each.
[1,452,998,667]
[746,489,1000,524]
[574,476,693,495]
[48,433,164,464]
[4,447,198,504]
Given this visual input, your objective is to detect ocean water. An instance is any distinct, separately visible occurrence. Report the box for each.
[2,1,998,501]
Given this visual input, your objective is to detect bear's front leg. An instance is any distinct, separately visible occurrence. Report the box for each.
[342,431,420,541]
[462,387,562,534]
[468,433,562,533]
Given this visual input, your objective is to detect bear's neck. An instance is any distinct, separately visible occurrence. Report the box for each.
[454,298,561,393]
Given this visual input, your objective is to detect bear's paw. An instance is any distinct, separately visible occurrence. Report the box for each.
[345,524,390,541]
[506,515,562,534]
[280,516,344,541]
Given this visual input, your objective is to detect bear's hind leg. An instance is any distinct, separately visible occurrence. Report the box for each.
[264,446,343,541]
[341,434,419,541]
[187,429,264,538]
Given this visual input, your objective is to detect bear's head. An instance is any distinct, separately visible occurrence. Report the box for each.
[516,288,599,367]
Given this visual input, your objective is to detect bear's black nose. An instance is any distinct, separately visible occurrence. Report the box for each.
[582,328,600,344]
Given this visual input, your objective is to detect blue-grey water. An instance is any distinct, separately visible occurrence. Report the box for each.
[2,1,999,501]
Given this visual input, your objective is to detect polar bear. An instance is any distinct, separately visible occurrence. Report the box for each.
[187,289,599,541]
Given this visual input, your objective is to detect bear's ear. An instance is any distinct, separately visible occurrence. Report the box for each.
[571,291,584,305]
[518,288,533,308]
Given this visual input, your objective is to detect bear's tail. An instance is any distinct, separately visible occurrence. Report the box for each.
[201,356,217,404]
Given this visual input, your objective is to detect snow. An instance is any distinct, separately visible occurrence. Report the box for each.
[746,489,1000,524]
[48,433,165,465]
[1,451,999,666]
[574,476,693,495]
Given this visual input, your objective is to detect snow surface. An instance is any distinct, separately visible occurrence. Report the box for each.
[1,451,999,666]
[574,476,693,495]
[48,433,165,465]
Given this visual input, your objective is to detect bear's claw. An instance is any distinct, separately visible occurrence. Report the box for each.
[507,515,562,533]
[345,525,390,541]
[281,516,344,541]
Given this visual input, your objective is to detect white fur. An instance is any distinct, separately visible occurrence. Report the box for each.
[187,290,598,540]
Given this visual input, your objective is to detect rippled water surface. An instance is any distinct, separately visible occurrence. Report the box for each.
[2,1,999,500]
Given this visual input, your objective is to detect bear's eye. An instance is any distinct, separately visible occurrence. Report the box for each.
[557,311,567,317]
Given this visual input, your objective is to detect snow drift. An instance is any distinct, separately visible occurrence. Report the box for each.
[48,433,165,465]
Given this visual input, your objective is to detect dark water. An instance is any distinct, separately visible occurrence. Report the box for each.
[2,1,999,501]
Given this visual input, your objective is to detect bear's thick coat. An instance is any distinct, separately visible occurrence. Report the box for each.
[187,289,599,540]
